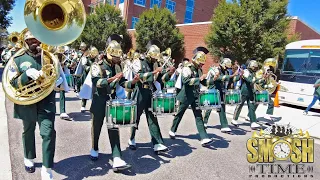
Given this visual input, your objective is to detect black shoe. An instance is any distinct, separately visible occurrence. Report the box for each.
[25,166,35,173]
[113,164,132,173]
[129,144,136,150]
[90,156,98,161]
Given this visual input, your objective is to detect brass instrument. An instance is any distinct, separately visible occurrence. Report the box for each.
[8,32,20,45]
[24,0,86,46]
[2,0,86,105]
[254,58,278,94]
[160,48,174,67]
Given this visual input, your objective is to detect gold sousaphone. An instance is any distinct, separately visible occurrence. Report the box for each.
[2,0,86,105]
[254,57,278,94]
[8,32,20,45]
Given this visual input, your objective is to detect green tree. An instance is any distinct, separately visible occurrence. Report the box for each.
[206,0,298,64]
[71,4,132,52]
[1,0,15,29]
[135,6,184,62]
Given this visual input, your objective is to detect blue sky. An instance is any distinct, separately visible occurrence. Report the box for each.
[6,0,320,34]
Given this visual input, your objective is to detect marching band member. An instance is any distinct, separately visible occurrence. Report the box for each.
[75,42,90,113]
[167,47,213,146]
[122,49,141,99]
[232,60,266,129]
[55,46,71,120]
[89,35,139,172]
[249,58,280,120]
[1,44,14,65]
[128,40,170,154]
[175,58,190,95]
[8,31,56,180]
[203,58,239,132]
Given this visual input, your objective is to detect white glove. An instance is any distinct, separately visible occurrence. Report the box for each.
[268,84,274,89]
[26,68,41,80]
[81,57,87,65]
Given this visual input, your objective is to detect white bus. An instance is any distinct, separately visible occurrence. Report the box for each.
[279,40,320,109]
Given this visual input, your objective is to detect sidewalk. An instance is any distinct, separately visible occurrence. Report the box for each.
[0,73,13,179]
[224,102,320,139]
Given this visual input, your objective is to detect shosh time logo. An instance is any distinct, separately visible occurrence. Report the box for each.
[246,124,314,178]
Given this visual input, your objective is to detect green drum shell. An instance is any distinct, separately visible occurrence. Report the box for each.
[255,91,269,104]
[106,99,136,125]
[225,90,241,105]
[152,93,176,113]
[199,89,221,108]
[165,80,176,88]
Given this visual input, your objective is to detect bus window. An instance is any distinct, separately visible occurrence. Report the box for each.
[306,50,320,74]
[283,50,309,74]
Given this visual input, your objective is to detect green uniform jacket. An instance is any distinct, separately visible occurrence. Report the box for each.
[214,67,240,100]
[130,59,164,103]
[241,69,265,99]
[90,60,133,115]
[10,52,56,120]
[173,63,206,104]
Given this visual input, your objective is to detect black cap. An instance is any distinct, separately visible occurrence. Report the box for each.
[193,46,209,54]
[106,34,123,46]
[146,40,161,49]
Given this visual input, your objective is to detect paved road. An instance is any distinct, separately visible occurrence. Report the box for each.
[2,68,320,180]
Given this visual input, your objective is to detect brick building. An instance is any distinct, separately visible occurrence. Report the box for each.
[128,18,320,73]
[84,0,218,29]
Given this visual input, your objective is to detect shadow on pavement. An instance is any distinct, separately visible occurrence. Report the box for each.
[55,97,83,102]
[123,138,196,175]
[175,133,230,150]
[66,112,92,122]
[54,153,113,180]
[208,124,249,136]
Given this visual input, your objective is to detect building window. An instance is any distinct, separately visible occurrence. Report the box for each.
[166,0,176,13]
[134,0,146,6]
[184,0,194,23]
[150,0,162,8]
[132,17,139,29]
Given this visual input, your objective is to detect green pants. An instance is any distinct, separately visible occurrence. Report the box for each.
[22,113,56,168]
[130,95,164,145]
[91,111,121,158]
[247,96,274,116]
[59,91,66,113]
[233,95,257,122]
[76,77,82,92]
[203,104,229,128]
[171,99,209,140]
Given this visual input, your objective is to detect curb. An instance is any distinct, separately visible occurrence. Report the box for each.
[0,70,13,179]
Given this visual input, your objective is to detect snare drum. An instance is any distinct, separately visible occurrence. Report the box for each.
[224,89,241,105]
[198,89,221,110]
[106,99,137,128]
[151,93,177,116]
[254,90,269,104]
